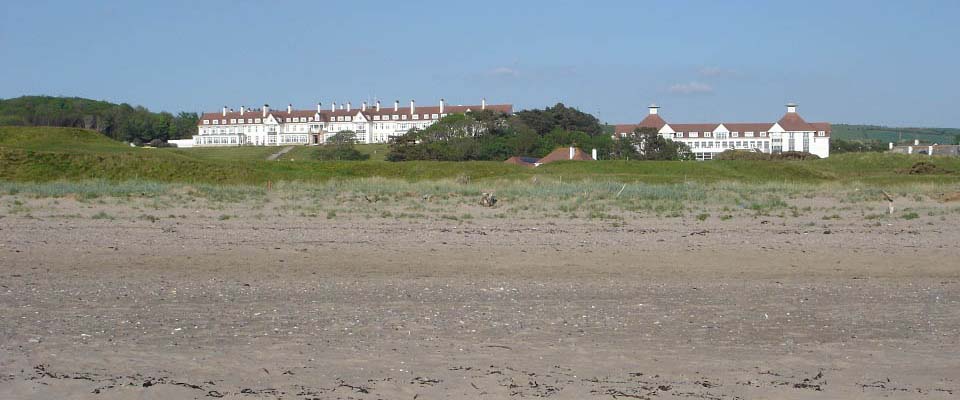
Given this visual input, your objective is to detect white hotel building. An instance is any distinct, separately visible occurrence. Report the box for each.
[614,104,831,159]
[191,99,512,147]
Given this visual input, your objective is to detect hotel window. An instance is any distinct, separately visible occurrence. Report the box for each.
[202,120,209,124]
[221,120,226,124]
[374,115,380,121]
[402,115,408,120]
[431,114,439,119]
[346,116,352,121]
[392,115,399,120]
[230,119,236,124]
[412,114,419,120]
[255,118,261,123]
[745,131,754,137]
[818,131,826,137]
[689,132,699,138]
[213,120,219,125]
[760,132,767,137]
[704,132,712,138]
[731,132,739,138]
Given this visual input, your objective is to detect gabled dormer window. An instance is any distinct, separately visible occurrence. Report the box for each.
[202,120,209,124]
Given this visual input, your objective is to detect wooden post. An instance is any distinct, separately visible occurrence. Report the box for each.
[882,190,894,214]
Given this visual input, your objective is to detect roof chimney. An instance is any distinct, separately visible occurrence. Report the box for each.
[347,102,352,112]
[240,106,245,116]
[262,104,269,118]
[317,102,322,113]
[786,102,798,113]
[362,101,367,112]
[648,104,660,115]
[222,106,227,117]
[375,100,381,112]
[394,100,399,112]
[287,104,292,114]
[481,98,486,110]
[331,102,336,112]
[410,99,415,114]
[439,98,445,114]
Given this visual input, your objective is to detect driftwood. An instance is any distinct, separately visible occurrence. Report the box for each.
[881,190,895,214]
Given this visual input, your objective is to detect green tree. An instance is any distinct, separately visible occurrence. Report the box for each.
[314,131,369,161]
[512,103,603,136]
[630,127,691,160]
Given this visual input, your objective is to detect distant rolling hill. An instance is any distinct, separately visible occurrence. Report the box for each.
[832,124,960,144]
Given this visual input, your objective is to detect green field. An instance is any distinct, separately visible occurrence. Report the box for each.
[2,126,959,187]
[168,146,280,161]
[278,143,390,161]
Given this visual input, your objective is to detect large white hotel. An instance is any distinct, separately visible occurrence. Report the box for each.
[190,99,512,147]
[614,103,831,159]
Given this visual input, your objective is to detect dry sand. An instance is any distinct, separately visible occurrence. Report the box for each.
[1,194,958,399]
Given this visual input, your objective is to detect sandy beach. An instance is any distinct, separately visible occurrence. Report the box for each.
[1,193,958,399]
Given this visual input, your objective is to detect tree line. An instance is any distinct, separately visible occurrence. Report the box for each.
[0,96,198,144]
[384,103,689,161]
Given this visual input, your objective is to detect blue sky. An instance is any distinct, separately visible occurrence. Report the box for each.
[2,0,959,127]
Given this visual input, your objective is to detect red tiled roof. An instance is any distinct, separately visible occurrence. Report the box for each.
[201,104,512,125]
[537,147,594,164]
[613,124,640,135]
[810,122,832,135]
[504,156,538,167]
[722,123,773,132]
[199,109,320,125]
[669,123,720,133]
[777,112,814,131]
[638,113,667,129]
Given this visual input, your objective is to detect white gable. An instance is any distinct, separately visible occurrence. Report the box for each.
[768,123,785,133]
[713,124,729,133]
[353,112,367,122]
[659,124,675,134]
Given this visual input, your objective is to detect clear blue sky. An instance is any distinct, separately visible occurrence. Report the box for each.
[2,0,959,127]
